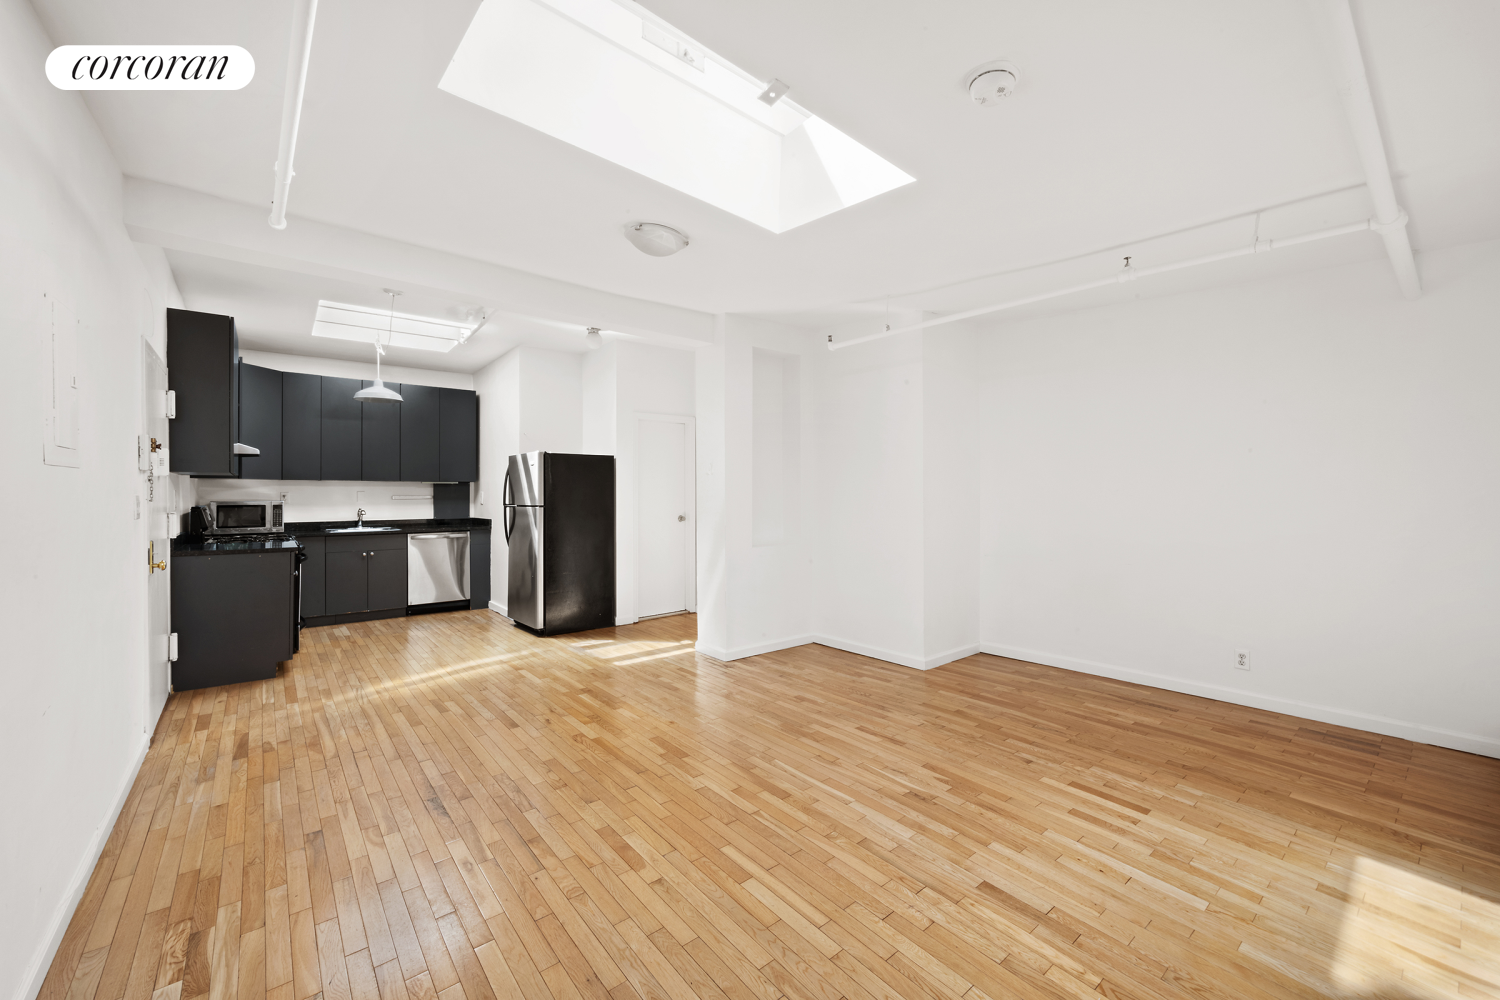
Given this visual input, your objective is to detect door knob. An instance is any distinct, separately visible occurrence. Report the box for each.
[677,514,686,522]
[148,541,166,573]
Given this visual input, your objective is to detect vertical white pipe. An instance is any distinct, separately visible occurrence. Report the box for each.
[1323,0,1421,298]
[268,0,319,230]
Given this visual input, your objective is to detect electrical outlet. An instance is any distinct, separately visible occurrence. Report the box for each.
[135,495,141,519]
[1234,648,1251,671]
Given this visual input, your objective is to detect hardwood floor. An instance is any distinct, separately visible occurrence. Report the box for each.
[38,611,1500,1000]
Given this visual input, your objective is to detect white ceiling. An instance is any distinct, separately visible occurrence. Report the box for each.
[33,0,1500,360]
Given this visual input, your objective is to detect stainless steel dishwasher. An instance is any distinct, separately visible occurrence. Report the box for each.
[407,531,470,607]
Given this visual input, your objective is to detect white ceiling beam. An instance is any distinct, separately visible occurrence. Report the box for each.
[1321,0,1420,299]
[123,178,716,345]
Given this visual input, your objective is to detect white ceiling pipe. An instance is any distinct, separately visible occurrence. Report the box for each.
[827,218,1377,351]
[1322,0,1420,298]
[267,0,319,230]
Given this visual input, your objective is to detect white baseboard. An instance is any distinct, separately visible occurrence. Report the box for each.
[695,634,815,662]
[921,642,981,670]
[806,635,927,670]
[980,642,1500,759]
[17,735,151,1000]
[487,600,508,619]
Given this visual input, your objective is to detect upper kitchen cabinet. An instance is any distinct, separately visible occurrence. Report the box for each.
[400,384,440,481]
[281,373,321,480]
[320,376,363,480]
[361,383,402,481]
[167,309,240,477]
[237,363,282,480]
[439,388,479,482]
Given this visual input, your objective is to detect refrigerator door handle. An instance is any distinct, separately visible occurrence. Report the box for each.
[503,468,512,507]
[504,505,514,542]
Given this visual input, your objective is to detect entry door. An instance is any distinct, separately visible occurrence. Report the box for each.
[638,419,691,617]
[141,340,171,725]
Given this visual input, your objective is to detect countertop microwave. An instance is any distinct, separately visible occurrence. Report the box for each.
[204,500,285,535]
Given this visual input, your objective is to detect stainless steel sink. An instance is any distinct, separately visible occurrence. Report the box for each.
[327,525,401,533]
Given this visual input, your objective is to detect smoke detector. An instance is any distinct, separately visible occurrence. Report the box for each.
[625,222,690,256]
[967,61,1020,105]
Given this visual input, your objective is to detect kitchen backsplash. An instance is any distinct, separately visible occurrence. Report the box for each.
[192,479,453,523]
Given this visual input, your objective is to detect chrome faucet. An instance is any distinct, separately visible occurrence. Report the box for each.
[356,507,366,528]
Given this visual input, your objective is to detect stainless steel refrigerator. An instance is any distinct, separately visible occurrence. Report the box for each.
[504,451,615,635]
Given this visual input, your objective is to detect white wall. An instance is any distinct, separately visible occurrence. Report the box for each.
[976,240,1500,756]
[695,316,815,660]
[808,321,927,663]
[474,348,521,608]
[0,3,185,995]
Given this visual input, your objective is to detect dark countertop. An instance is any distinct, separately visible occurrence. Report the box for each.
[172,537,302,557]
[285,517,492,537]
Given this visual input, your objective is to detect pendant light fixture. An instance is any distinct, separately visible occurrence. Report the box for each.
[353,289,404,403]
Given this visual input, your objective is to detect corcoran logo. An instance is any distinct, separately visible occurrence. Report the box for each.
[46,45,254,90]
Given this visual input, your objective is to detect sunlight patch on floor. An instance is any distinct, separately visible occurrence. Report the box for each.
[1331,856,1500,999]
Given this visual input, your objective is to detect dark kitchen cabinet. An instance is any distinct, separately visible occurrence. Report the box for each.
[439,388,479,482]
[469,529,491,610]
[361,383,402,481]
[324,533,407,615]
[238,362,282,480]
[368,547,407,610]
[299,535,325,618]
[321,376,363,480]
[282,373,321,480]
[167,309,239,476]
[171,550,295,690]
[400,384,440,481]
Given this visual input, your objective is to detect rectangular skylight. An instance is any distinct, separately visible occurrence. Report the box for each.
[438,0,914,233]
[312,301,474,353]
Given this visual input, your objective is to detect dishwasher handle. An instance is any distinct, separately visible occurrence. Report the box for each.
[409,532,469,539]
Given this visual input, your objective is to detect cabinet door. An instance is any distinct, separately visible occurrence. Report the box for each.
[400,384,440,482]
[299,536,325,618]
[281,372,321,480]
[321,377,363,480]
[361,384,402,481]
[324,549,368,615]
[239,362,282,480]
[367,546,408,611]
[469,529,490,610]
[439,388,479,482]
[167,309,239,476]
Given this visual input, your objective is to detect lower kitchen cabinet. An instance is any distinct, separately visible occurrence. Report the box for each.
[172,550,296,690]
[323,533,407,615]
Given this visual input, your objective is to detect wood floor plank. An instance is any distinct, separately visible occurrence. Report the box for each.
[38,611,1500,1000]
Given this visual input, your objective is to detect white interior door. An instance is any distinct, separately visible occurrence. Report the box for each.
[142,340,171,726]
[637,418,691,617]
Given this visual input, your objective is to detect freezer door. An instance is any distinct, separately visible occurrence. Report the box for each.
[407,532,470,605]
[507,505,544,629]
[505,451,545,507]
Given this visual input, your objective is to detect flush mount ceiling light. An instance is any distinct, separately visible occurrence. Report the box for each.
[312,299,481,352]
[439,0,913,232]
[353,290,405,403]
[625,222,689,256]
[967,61,1020,105]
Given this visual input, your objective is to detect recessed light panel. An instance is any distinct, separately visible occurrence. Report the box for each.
[439,0,914,233]
[312,301,475,353]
